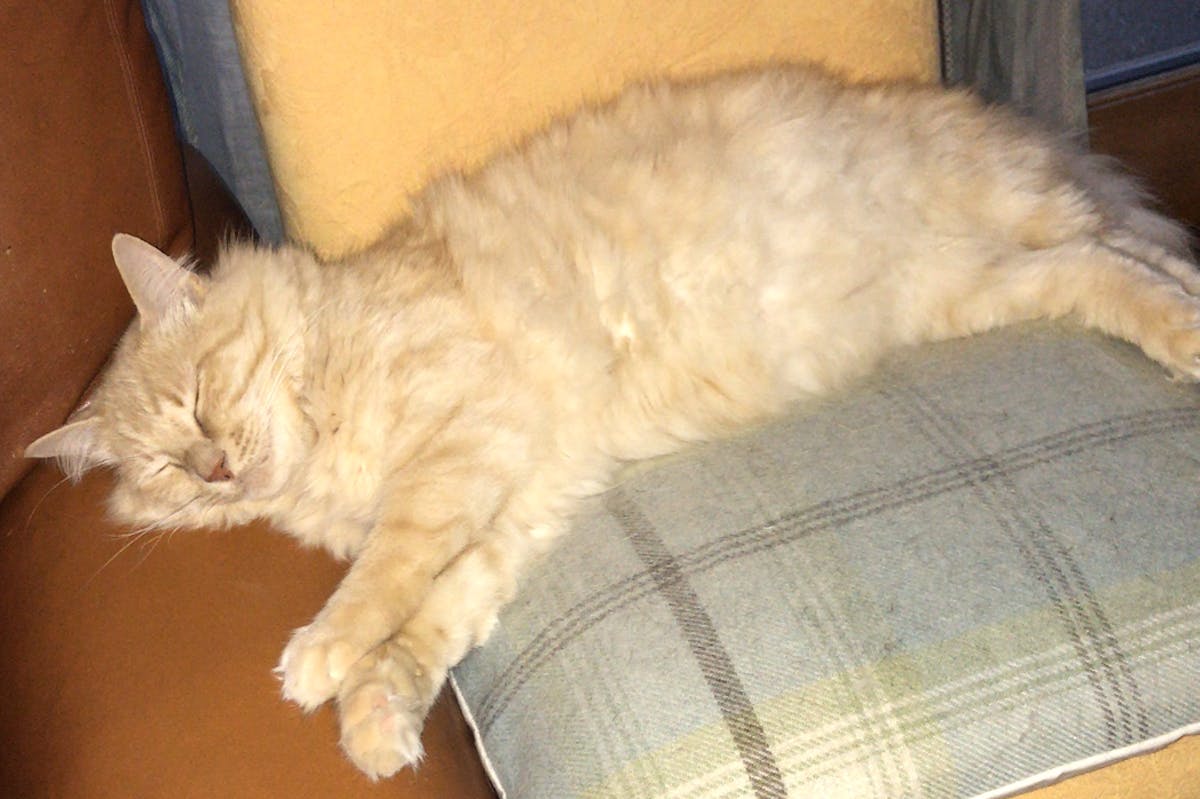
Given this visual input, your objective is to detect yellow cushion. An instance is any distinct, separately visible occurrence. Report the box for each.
[231,0,937,258]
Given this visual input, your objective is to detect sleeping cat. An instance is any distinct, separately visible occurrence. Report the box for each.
[25,65,1200,779]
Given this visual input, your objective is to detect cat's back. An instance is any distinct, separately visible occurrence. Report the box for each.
[400,65,1098,442]
[411,68,847,322]
[410,68,958,344]
[417,66,850,231]
[413,65,1038,299]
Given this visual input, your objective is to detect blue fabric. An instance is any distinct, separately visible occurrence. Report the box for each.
[938,0,1087,139]
[142,1,1088,241]
[141,0,285,242]
[1081,0,1200,91]
[454,325,1200,798]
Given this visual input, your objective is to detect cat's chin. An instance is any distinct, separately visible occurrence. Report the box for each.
[107,484,212,530]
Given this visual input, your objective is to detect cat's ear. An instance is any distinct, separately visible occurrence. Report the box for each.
[24,416,113,479]
[111,233,204,327]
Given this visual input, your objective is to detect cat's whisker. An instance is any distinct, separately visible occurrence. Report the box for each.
[88,494,208,586]
[113,517,161,540]
[84,528,153,589]
[21,473,72,534]
[147,495,203,532]
[115,502,189,539]
[130,527,172,572]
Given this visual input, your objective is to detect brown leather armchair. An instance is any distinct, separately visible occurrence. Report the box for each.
[0,4,494,796]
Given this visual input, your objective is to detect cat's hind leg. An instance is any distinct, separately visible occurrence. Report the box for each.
[1099,230,1200,296]
[916,234,1200,380]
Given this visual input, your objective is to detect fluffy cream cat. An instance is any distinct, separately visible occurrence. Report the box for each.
[26,65,1200,779]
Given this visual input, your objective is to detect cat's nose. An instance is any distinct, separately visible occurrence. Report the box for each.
[205,454,234,483]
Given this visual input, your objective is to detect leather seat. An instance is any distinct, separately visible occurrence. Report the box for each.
[0,3,495,796]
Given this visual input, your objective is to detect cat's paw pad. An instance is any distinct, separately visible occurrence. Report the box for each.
[337,643,431,779]
[339,687,425,780]
[277,625,366,711]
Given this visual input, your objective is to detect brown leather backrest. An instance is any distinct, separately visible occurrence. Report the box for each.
[0,0,193,497]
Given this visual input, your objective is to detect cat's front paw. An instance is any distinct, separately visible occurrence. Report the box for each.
[277,624,369,711]
[337,640,434,779]
[1149,295,1200,381]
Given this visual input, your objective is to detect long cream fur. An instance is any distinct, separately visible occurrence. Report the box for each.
[25,66,1200,779]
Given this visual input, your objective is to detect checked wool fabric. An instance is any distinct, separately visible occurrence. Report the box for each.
[452,323,1200,799]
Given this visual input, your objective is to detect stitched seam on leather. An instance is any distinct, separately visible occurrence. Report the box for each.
[104,0,167,243]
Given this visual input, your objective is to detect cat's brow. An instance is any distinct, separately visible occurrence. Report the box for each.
[194,315,250,376]
[227,333,272,409]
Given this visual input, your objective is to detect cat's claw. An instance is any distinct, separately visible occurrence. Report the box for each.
[337,640,432,779]
[278,624,367,711]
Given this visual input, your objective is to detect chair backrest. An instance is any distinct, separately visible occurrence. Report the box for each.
[0,0,193,497]
[230,0,940,259]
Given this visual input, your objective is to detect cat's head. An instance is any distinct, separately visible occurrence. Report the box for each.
[25,234,312,529]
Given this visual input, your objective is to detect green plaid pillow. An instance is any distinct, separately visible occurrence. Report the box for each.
[452,323,1200,798]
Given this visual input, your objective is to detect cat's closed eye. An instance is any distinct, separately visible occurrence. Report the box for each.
[148,458,184,478]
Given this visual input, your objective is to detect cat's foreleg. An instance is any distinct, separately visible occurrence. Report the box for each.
[279,465,510,710]
[278,531,461,711]
[334,536,530,779]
